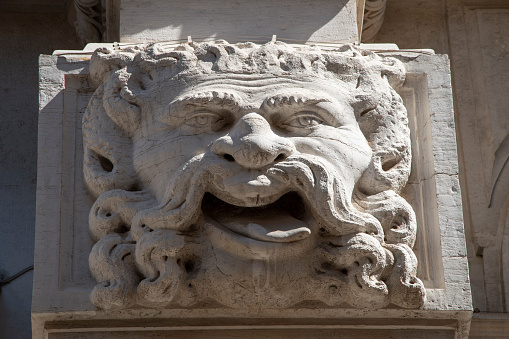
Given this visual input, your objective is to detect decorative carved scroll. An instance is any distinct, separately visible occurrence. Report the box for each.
[83,41,425,310]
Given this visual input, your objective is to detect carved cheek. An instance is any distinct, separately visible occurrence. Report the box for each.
[293,126,372,182]
[338,127,372,169]
[132,134,185,183]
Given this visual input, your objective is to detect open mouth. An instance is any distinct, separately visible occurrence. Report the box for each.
[201,192,312,243]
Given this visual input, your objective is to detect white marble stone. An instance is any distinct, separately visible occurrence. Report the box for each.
[83,41,423,310]
[33,42,471,338]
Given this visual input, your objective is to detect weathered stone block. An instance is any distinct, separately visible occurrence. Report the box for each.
[33,42,471,338]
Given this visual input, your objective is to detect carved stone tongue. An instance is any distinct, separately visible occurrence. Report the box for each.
[218,214,311,243]
[202,192,311,242]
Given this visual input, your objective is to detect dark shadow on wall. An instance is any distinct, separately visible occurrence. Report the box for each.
[0,10,81,339]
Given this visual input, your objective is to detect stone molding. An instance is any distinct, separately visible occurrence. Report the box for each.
[446,0,509,316]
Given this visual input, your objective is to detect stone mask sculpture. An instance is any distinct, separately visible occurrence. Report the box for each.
[83,41,426,310]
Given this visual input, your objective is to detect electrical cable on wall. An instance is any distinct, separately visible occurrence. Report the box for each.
[0,265,34,292]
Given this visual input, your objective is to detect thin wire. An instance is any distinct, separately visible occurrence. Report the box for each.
[0,265,34,287]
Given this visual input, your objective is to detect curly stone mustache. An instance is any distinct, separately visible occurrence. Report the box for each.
[88,153,425,310]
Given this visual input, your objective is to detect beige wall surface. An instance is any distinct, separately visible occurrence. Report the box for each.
[376,0,450,55]
[376,0,509,336]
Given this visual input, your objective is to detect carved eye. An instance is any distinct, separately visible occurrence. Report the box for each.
[185,112,225,129]
[281,112,324,129]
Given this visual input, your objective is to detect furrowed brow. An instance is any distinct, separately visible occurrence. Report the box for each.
[262,94,330,109]
[168,91,242,117]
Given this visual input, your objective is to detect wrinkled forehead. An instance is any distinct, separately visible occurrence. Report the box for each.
[161,73,355,105]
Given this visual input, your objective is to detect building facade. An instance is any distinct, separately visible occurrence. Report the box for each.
[0,0,508,337]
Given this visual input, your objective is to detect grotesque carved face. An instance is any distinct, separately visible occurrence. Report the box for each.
[137,76,370,203]
[132,75,371,249]
[84,41,425,311]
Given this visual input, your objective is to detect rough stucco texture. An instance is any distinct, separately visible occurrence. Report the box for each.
[0,11,81,339]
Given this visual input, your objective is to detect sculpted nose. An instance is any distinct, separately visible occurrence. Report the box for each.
[211,113,295,169]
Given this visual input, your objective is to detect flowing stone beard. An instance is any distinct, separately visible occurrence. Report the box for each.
[198,155,384,260]
[88,114,424,309]
[89,151,401,309]
[129,149,383,249]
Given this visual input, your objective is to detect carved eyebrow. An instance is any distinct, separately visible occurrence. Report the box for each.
[263,94,330,108]
[169,91,242,112]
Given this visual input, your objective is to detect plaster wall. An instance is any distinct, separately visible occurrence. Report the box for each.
[0,10,81,339]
